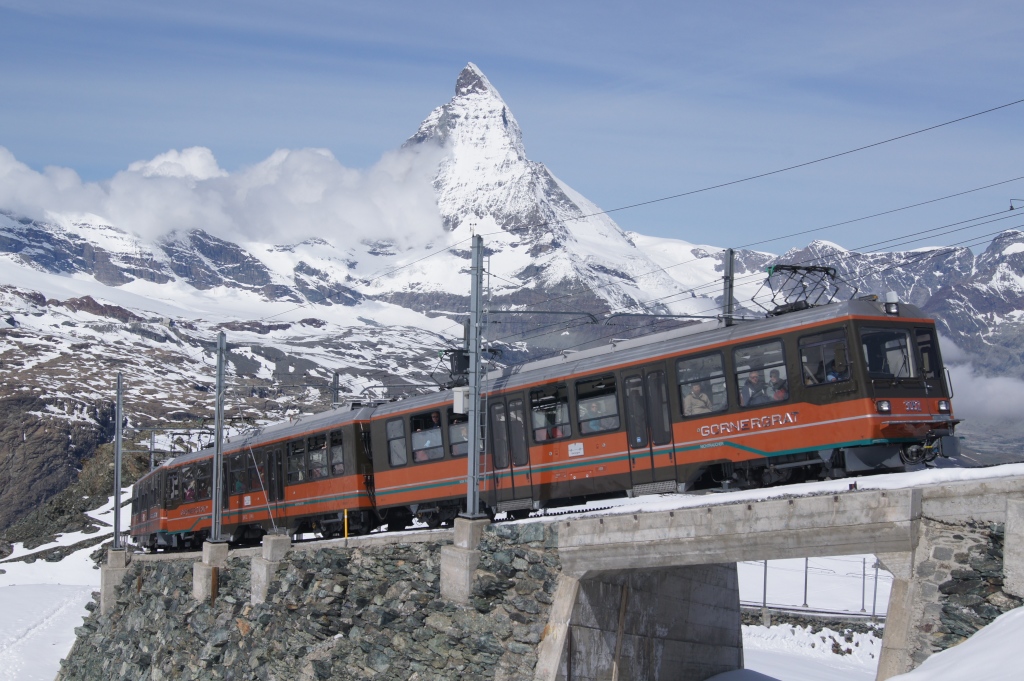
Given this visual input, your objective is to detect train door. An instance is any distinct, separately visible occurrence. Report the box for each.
[623,367,676,487]
[489,398,533,506]
[266,448,285,505]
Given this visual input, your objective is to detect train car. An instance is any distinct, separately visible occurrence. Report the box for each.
[355,295,958,521]
[471,295,959,515]
[130,406,376,550]
[130,294,960,547]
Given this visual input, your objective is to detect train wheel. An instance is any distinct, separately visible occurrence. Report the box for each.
[508,509,531,521]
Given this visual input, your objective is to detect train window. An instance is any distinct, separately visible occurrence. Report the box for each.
[329,431,345,475]
[182,465,197,502]
[734,341,790,407]
[447,410,469,457]
[196,461,212,500]
[287,440,306,484]
[508,399,530,467]
[861,328,916,379]
[386,419,408,467]
[576,375,620,435]
[646,371,673,446]
[308,435,328,479]
[800,329,850,385]
[229,455,246,494]
[245,449,263,492]
[491,402,510,469]
[411,412,445,463]
[167,471,180,501]
[623,376,648,448]
[677,353,728,416]
[530,385,571,442]
[915,329,940,380]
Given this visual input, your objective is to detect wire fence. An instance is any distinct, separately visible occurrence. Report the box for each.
[737,555,894,618]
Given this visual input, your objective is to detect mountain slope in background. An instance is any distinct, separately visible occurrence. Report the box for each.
[2,63,1024,535]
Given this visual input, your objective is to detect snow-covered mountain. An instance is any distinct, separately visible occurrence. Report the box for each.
[2,63,1024,534]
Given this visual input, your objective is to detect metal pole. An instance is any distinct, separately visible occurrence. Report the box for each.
[762,560,768,609]
[802,557,809,608]
[210,331,226,542]
[149,430,155,472]
[332,372,340,405]
[861,558,867,612]
[871,560,880,619]
[462,234,485,518]
[723,248,735,327]
[113,372,123,550]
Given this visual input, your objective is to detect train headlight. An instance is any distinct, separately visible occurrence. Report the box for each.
[876,400,892,414]
[884,302,899,315]
[938,400,951,413]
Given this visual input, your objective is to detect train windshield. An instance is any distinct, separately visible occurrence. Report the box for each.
[861,327,916,379]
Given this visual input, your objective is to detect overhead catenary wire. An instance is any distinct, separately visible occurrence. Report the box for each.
[488,176,1024,318]
[482,207,1022,348]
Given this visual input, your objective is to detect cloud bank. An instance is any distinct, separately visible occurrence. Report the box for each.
[940,336,1024,423]
[0,144,446,247]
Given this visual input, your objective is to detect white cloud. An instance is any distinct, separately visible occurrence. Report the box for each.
[127,146,227,180]
[941,336,1024,422]
[0,143,446,247]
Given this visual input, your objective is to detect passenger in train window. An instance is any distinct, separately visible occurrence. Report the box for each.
[740,371,769,406]
[769,370,789,401]
[580,402,602,433]
[683,383,712,415]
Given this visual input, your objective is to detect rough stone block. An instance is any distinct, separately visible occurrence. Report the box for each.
[453,517,490,550]
[1004,499,1024,598]
[440,545,480,603]
[251,556,278,605]
[193,562,217,602]
[201,541,229,567]
[262,533,291,562]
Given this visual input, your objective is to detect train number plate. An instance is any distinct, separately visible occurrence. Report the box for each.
[568,443,584,458]
[903,400,923,412]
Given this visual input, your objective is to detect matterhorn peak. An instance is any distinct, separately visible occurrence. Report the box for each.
[455,62,496,97]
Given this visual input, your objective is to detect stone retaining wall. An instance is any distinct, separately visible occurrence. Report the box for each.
[58,524,560,681]
[917,520,1022,656]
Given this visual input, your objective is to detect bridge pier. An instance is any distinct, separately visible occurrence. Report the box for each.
[557,565,742,681]
[99,548,130,615]
[192,541,228,602]
[251,534,291,604]
[441,517,490,603]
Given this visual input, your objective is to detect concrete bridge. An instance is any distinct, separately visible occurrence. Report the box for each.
[442,472,1024,680]
[92,469,1024,681]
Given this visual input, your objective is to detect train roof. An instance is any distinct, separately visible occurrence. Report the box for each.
[157,405,375,469]
[482,297,926,394]
[371,297,927,416]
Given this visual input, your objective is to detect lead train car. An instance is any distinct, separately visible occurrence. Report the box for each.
[131,297,959,548]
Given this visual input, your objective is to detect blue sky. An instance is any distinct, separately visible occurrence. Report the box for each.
[1,0,1023,252]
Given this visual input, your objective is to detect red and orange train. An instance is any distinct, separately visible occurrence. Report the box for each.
[130,297,960,550]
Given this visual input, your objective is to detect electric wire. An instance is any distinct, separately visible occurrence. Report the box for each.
[501,99,1024,232]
